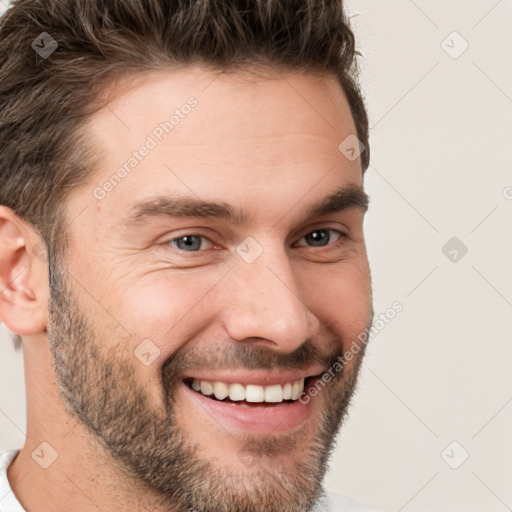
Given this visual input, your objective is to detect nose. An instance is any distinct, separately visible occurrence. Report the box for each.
[221,246,320,352]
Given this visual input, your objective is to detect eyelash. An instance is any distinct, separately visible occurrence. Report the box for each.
[164,228,348,253]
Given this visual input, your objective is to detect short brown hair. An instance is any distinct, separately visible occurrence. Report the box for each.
[0,0,369,247]
[1,0,370,352]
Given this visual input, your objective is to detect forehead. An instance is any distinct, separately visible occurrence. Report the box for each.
[75,66,363,225]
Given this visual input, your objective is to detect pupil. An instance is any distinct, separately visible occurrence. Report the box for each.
[306,230,329,247]
[178,236,201,251]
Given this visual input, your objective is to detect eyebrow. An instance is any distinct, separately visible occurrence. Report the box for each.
[126,185,369,226]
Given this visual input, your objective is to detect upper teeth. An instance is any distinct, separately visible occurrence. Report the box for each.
[191,378,305,403]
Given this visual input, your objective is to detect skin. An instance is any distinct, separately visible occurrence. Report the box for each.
[0,66,372,511]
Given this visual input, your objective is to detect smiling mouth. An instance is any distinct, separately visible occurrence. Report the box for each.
[183,375,322,406]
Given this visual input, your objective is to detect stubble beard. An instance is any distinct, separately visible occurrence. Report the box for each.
[46,254,367,512]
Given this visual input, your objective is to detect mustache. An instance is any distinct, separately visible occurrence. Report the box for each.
[160,338,344,395]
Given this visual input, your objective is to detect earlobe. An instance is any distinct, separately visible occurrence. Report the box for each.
[0,206,48,336]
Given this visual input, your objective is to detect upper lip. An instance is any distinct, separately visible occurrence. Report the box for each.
[181,366,325,387]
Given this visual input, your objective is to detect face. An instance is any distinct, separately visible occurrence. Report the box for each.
[46,67,372,512]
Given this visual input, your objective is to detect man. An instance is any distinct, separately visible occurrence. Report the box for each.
[0,0,376,510]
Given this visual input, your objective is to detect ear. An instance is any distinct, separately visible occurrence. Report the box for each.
[0,206,48,336]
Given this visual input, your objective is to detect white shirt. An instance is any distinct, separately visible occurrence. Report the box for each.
[0,449,376,511]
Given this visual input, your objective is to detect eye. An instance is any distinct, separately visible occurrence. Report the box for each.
[295,229,344,248]
[167,235,214,252]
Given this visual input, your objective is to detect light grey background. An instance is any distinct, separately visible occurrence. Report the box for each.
[1,1,512,511]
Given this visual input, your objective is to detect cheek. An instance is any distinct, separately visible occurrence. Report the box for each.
[300,262,372,349]
[110,268,227,351]
[94,269,229,408]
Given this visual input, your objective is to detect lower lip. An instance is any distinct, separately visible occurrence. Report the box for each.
[181,383,313,434]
